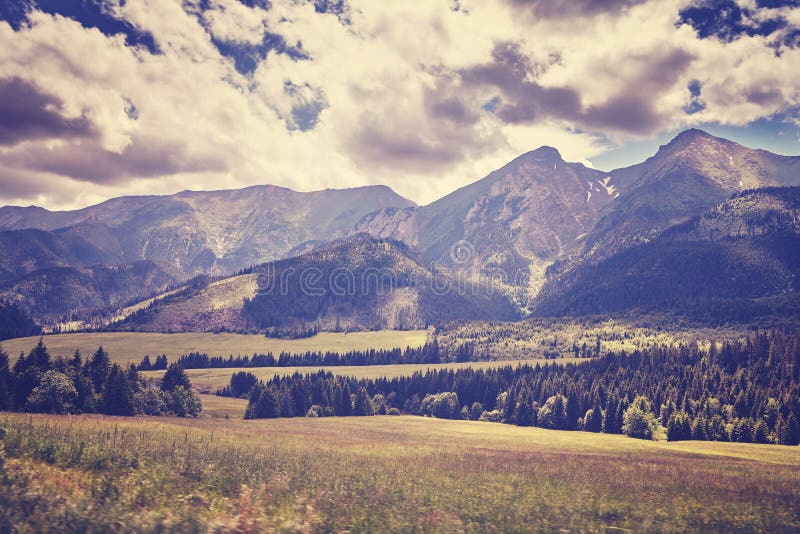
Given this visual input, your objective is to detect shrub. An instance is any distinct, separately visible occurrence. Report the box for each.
[420,392,460,419]
[623,396,660,440]
[24,371,77,414]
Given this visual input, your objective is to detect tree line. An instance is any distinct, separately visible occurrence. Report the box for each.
[0,340,200,417]
[142,341,473,370]
[239,330,800,445]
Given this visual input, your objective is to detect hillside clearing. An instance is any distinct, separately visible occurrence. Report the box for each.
[1,330,429,364]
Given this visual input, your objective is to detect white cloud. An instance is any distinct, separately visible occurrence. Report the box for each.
[0,0,797,210]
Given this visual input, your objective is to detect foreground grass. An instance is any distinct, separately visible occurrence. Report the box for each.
[143,358,587,393]
[1,330,429,365]
[1,414,799,532]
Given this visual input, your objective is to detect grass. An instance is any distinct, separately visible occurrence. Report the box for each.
[1,413,798,532]
[0,330,429,365]
[197,394,248,419]
[143,358,587,393]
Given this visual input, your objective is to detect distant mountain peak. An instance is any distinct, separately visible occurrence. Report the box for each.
[524,145,563,162]
[660,128,730,153]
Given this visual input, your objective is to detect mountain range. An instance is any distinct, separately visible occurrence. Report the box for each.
[1,129,799,331]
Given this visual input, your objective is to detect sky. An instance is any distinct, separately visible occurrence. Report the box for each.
[0,0,799,210]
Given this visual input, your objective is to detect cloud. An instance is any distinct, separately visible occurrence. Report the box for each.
[3,137,227,184]
[0,76,95,145]
[504,0,650,18]
[0,0,798,210]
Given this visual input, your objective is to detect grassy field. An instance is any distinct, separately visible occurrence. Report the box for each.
[197,394,249,419]
[144,358,587,393]
[0,330,429,365]
[0,413,798,532]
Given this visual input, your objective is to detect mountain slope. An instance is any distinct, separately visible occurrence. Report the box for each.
[535,187,800,320]
[113,234,519,333]
[0,185,416,278]
[355,147,621,306]
[581,129,800,260]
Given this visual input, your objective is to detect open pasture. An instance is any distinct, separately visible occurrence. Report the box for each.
[1,329,429,364]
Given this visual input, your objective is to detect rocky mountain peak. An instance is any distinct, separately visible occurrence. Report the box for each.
[524,146,564,162]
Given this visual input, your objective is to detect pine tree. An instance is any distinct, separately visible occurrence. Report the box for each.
[603,395,622,434]
[161,363,191,392]
[753,419,770,444]
[780,413,800,446]
[28,338,51,371]
[101,364,135,416]
[88,347,111,392]
[667,411,692,441]
[251,384,280,418]
[0,346,11,410]
[353,387,374,416]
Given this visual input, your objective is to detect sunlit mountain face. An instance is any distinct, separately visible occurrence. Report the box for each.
[0,0,798,212]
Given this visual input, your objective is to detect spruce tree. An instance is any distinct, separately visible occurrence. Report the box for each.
[89,347,111,392]
[780,413,800,446]
[161,363,191,392]
[353,387,374,416]
[101,364,135,416]
[667,411,692,441]
[0,346,11,410]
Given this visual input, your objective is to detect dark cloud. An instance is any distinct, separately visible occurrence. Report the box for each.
[429,97,480,125]
[0,77,95,146]
[745,87,783,106]
[678,0,799,48]
[348,123,464,173]
[0,167,53,200]
[582,49,694,132]
[505,0,649,18]
[4,137,227,185]
[0,0,160,54]
[458,43,694,134]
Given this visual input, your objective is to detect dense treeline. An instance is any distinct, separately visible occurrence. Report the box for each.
[241,330,800,445]
[0,301,41,341]
[0,340,200,417]
[166,341,469,371]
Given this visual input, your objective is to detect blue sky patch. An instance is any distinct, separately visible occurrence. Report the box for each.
[0,0,160,54]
